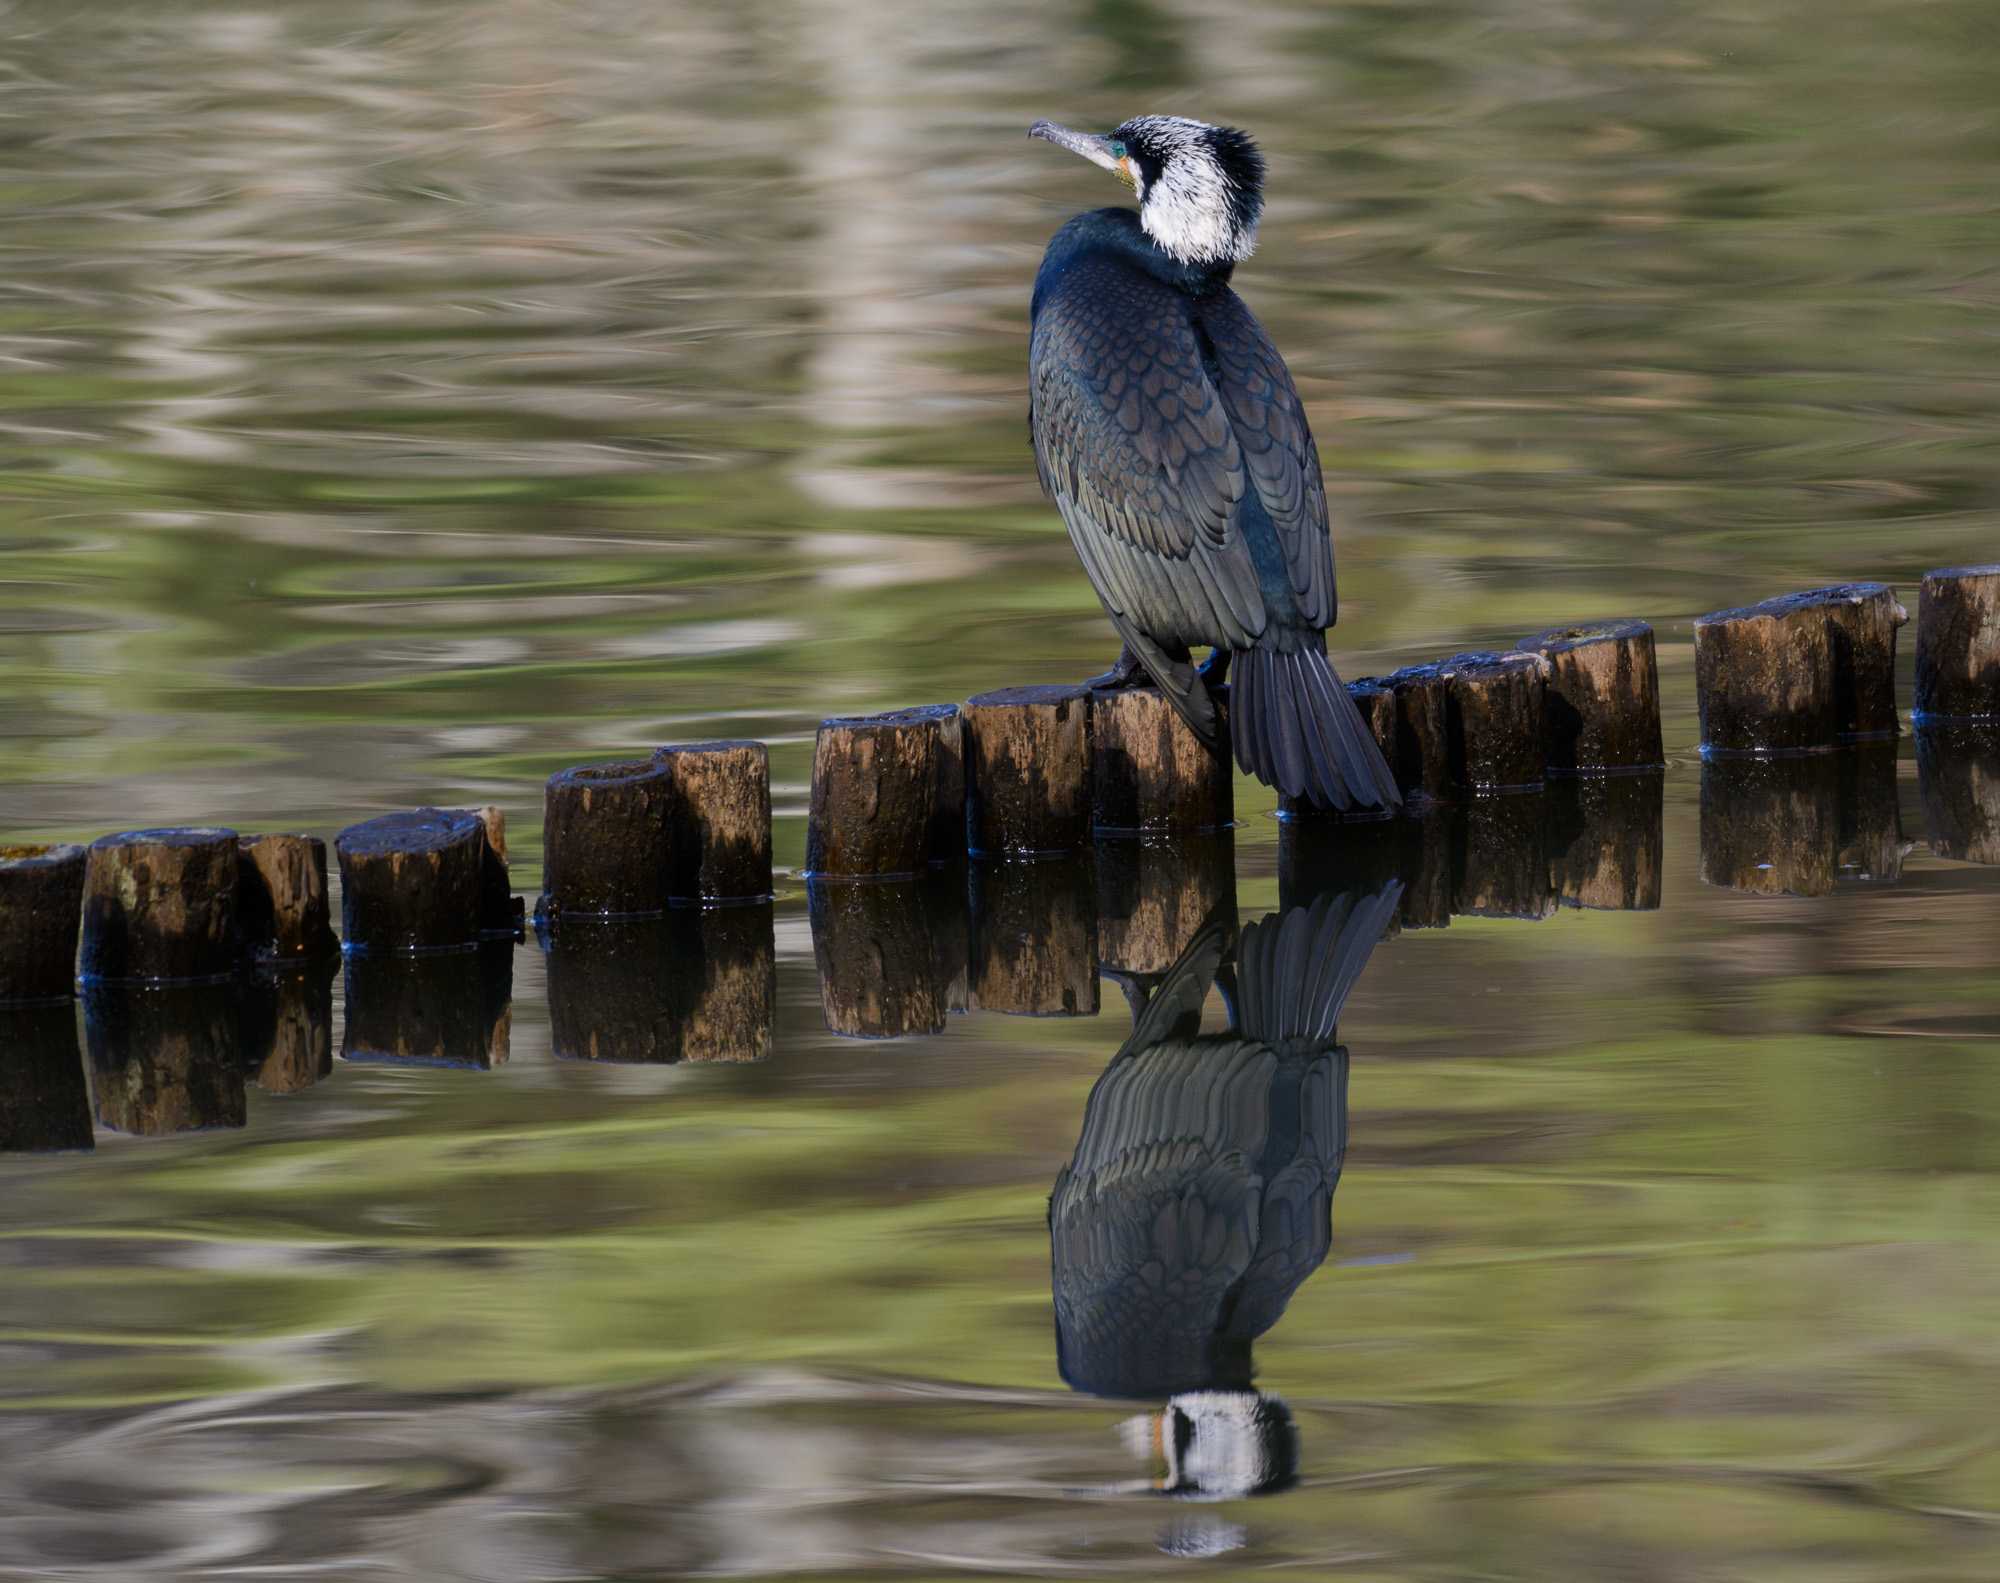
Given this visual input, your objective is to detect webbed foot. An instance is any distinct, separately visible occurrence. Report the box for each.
[1083,645,1148,691]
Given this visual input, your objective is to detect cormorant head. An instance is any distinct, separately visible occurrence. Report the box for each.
[1029,115,1265,268]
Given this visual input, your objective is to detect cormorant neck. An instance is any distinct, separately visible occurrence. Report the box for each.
[1038,208,1236,298]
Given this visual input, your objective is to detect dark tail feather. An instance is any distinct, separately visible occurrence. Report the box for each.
[1237,881,1402,1045]
[1231,642,1401,811]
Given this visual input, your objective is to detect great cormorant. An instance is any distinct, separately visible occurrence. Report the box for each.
[1048,880,1400,1498]
[1028,115,1399,812]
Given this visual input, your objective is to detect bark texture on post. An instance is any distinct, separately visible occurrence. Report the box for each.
[1917,725,2000,865]
[0,842,86,1003]
[1914,565,2000,722]
[1545,774,1664,910]
[84,983,246,1135]
[237,834,337,962]
[240,960,336,1093]
[1694,600,1837,753]
[81,828,241,984]
[1096,833,1237,976]
[1699,756,1838,896]
[1751,585,1907,737]
[806,711,941,879]
[1445,651,1549,793]
[1090,685,1231,834]
[865,704,966,862]
[656,740,774,902]
[336,808,488,950]
[964,685,1093,857]
[1379,665,1453,803]
[1455,794,1555,920]
[1519,621,1665,773]
[0,1003,91,1153]
[969,857,1099,1016]
[538,761,675,920]
[809,877,950,1039]
[470,806,523,938]
[342,943,513,1068]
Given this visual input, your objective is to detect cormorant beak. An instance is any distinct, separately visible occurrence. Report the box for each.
[1029,120,1136,189]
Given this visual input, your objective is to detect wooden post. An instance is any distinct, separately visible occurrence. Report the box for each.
[537,761,675,921]
[81,828,240,984]
[1455,793,1555,919]
[240,961,336,1094]
[1090,686,1231,834]
[469,806,523,938]
[237,834,337,962]
[968,857,1099,1016]
[656,740,775,902]
[1914,565,2000,722]
[808,877,950,1038]
[1518,621,1665,773]
[84,983,246,1135]
[1693,599,1837,753]
[1445,651,1549,793]
[964,685,1093,856]
[806,710,942,879]
[1097,833,1236,975]
[1699,756,1838,896]
[0,842,85,1003]
[1917,725,2000,865]
[0,1003,91,1153]
[865,704,966,861]
[1379,664,1453,803]
[1545,774,1664,910]
[342,942,512,1069]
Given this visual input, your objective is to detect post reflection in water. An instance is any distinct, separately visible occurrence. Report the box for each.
[1917,725,2000,865]
[808,871,967,1039]
[342,942,514,1070]
[545,906,775,1064]
[1700,740,1904,896]
[1049,879,1400,1502]
[84,983,248,1136]
[239,960,336,1094]
[0,1003,92,1152]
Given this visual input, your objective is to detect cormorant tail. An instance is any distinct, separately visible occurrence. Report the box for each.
[1237,882,1401,1047]
[1229,640,1400,811]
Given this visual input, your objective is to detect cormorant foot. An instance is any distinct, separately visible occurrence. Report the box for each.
[1082,645,1148,691]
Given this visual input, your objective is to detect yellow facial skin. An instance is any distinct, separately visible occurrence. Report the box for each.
[1116,155,1138,190]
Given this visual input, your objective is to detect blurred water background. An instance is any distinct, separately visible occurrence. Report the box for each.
[2,0,1998,1576]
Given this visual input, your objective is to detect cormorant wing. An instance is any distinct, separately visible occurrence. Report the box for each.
[1030,257,1269,656]
[1197,291,1338,629]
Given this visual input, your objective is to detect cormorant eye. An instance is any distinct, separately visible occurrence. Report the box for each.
[1108,140,1127,159]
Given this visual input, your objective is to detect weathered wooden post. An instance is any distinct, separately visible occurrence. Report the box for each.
[1378,663,1454,803]
[806,710,943,878]
[80,828,241,984]
[342,942,513,1069]
[1091,686,1232,834]
[537,762,675,921]
[1518,621,1665,773]
[808,876,957,1039]
[237,834,338,962]
[1455,793,1554,920]
[0,1004,91,1153]
[1693,599,1837,753]
[1544,774,1664,910]
[336,808,491,949]
[1914,565,2000,722]
[239,958,336,1094]
[1097,833,1236,975]
[0,842,86,1003]
[1699,755,1839,896]
[969,856,1099,1016]
[469,806,524,937]
[964,685,1093,856]
[84,982,246,1135]
[656,740,775,902]
[1916,725,2000,865]
[1445,651,1549,793]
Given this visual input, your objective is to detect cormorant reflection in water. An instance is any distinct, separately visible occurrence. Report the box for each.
[1049,879,1399,1500]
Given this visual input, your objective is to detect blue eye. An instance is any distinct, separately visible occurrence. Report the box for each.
[1109,140,1127,159]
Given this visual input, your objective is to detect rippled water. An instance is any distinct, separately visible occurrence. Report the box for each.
[3,0,1999,1576]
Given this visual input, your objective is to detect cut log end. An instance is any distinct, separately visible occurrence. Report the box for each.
[1444,651,1549,794]
[807,711,943,879]
[337,808,487,951]
[656,739,775,902]
[1694,585,1903,752]
[964,685,1094,857]
[237,834,338,962]
[81,827,241,985]
[1914,565,2000,723]
[539,759,675,921]
[1090,685,1232,835]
